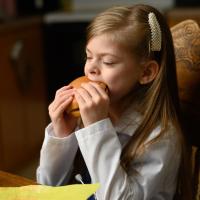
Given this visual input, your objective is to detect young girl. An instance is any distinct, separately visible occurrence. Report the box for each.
[37,4,192,200]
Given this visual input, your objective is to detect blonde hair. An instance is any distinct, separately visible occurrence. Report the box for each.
[87,4,192,199]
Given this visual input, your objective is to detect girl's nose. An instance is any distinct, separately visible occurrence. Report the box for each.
[87,62,100,76]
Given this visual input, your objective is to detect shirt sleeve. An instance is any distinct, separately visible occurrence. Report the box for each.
[36,123,78,186]
[75,118,181,200]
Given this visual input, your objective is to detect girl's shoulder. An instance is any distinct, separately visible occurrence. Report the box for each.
[145,122,181,152]
[148,122,177,139]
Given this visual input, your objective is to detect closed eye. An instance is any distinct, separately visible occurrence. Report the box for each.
[86,56,93,61]
[103,61,114,65]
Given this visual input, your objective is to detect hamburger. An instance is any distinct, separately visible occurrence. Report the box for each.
[66,76,108,117]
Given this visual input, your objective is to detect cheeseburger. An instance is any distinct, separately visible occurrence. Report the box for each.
[66,76,108,117]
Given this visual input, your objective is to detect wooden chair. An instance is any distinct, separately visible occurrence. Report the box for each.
[171,19,200,200]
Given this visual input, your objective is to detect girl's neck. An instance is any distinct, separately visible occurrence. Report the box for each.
[109,104,123,124]
[108,94,139,125]
[109,98,132,125]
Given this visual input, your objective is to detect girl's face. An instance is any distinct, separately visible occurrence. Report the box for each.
[84,34,143,103]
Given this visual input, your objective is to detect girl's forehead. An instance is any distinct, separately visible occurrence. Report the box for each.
[88,33,119,43]
[86,34,128,54]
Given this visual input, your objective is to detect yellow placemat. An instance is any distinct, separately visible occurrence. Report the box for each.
[0,183,100,200]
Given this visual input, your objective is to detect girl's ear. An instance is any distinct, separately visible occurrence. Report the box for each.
[139,60,159,84]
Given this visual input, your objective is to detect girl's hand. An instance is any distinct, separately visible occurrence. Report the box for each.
[74,82,110,127]
[48,85,78,138]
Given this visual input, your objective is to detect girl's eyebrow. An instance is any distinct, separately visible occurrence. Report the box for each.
[86,48,121,59]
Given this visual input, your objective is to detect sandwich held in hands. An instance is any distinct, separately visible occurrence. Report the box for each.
[66,76,108,117]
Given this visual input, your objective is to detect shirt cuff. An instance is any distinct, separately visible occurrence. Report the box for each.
[75,118,114,139]
[43,123,77,147]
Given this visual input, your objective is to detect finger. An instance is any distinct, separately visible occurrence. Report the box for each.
[76,87,93,103]
[89,82,108,98]
[54,87,74,103]
[51,93,74,112]
[55,85,73,97]
[56,88,74,101]
[49,96,73,118]
[74,89,87,108]
[81,82,108,103]
[80,82,100,98]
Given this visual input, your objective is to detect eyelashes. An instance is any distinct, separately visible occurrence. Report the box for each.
[103,61,114,65]
[85,57,115,66]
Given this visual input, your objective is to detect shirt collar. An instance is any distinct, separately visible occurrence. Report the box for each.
[115,103,142,137]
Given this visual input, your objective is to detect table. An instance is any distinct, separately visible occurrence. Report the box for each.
[0,170,37,187]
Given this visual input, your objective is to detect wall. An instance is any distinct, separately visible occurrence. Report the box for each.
[73,0,174,12]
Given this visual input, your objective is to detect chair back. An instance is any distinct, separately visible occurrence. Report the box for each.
[171,19,200,200]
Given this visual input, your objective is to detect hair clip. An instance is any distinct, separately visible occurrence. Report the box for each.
[148,12,162,51]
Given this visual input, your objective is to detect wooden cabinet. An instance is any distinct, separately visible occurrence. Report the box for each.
[0,17,47,172]
[166,8,200,27]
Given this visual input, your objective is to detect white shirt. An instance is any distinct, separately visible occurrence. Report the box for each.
[37,108,181,200]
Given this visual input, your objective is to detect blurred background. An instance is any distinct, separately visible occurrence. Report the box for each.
[0,0,199,181]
